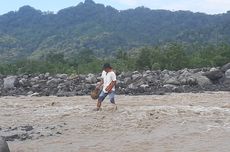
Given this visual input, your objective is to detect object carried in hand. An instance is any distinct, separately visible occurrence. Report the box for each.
[90,88,101,100]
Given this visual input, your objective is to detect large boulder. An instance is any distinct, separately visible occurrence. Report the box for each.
[193,74,212,87]
[225,69,230,79]
[3,76,18,89]
[0,137,10,152]
[203,69,223,81]
[221,63,230,72]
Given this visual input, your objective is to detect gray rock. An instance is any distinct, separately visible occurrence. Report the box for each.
[194,74,212,87]
[178,78,187,85]
[163,84,178,90]
[30,77,39,85]
[22,75,29,79]
[210,67,218,72]
[38,74,45,79]
[45,72,50,78]
[121,72,132,78]
[163,74,170,81]
[224,78,230,85]
[203,69,223,81]
[27,91,33,96]
[142,70,152,77]
[32,84,40,89]
[19,78,27,86]
[46,78,60,86]
[124,77,132,84]
[145,75,154,83]
[225,69,230,79]
[132,71,140,74]
[3,76,17,89]
[221,63,230,72]
[0,137,10,152]
[31,92,40,97]
[128,83,138,90]
[56,74,68,79]
[140,84,149,88]
[165,77,180,85]
[131,73,142,81]
[85,74,97,84]
[186,77,197,86]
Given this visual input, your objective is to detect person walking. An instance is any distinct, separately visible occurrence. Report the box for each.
[94,63,117,111]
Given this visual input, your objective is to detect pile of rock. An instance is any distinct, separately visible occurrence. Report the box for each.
[0,63,230,96]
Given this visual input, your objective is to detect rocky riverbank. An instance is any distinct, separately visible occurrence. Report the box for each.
[0,63,230,96]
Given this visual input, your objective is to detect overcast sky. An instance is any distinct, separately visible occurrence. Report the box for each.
[0,0,230,15]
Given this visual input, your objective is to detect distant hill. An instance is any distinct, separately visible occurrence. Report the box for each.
[0,0,230,62]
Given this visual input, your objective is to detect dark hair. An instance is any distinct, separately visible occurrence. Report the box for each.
[103,63,112,69]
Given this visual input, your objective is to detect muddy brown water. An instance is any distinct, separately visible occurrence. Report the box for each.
[0,92,230,152]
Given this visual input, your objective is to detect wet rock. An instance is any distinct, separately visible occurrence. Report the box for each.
[0,137,10,152]
[3,76,18,89]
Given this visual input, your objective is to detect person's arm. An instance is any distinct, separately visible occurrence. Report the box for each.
[105,72,116,92]
[96,79,104,89]
[105,81,116,92]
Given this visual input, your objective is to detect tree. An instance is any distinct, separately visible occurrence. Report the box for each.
[136,48,152,70]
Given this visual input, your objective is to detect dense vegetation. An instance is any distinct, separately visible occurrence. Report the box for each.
[0,0,230,74]
[0,43,229,75]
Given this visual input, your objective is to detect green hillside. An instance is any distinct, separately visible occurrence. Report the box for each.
[0,0,230,62]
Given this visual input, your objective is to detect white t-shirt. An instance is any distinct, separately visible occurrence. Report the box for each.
[101,70,116,93]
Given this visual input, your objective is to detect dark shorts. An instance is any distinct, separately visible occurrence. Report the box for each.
[98,91,115,104]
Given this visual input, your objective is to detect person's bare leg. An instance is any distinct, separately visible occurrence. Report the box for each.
[112,103,117,111]
[97,101,102,110]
